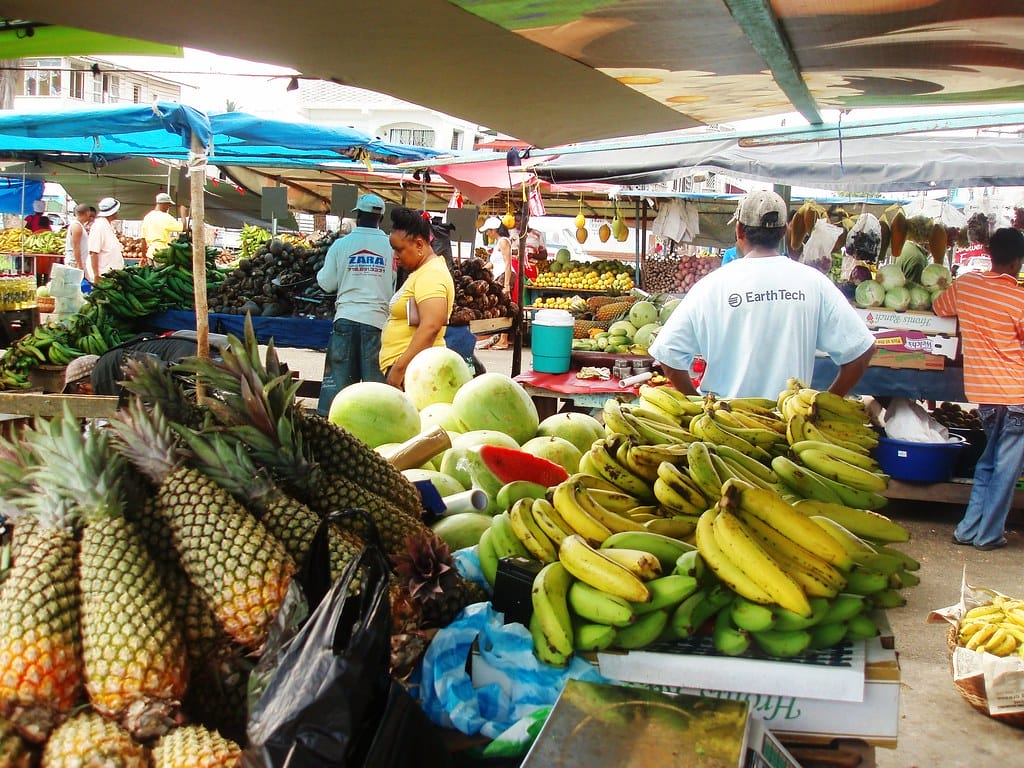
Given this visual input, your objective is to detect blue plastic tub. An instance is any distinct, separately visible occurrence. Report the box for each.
[531,309,573,374]
[876,435,966,483]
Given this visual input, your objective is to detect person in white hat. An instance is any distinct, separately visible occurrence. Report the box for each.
[478,216,513,349]
[61,354,101,394]
[141,191,187,265]
[86,197,125,285]
[649,189,875,399]
[24,199,52,233]
[314,192,396,415]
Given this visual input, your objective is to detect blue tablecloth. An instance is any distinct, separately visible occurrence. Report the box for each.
[145,310,332,349]
[812,357,966,402]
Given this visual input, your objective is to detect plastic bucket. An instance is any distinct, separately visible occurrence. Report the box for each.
[532,309,573,374]
[876,435,966,483]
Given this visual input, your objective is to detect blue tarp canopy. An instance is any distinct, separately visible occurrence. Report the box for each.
[0,103,443,168]
[0,177,45,215]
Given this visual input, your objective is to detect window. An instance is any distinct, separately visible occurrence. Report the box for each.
[102,74,120,103]
[451,130,463,151]
[133,84,142,103]
[389,128,435,147]
[18,59,61,97]
[70,70,88,100]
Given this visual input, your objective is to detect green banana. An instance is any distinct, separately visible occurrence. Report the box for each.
[869,589,907,609]
[686,442,724,501]
[530,562,575,662]
[673,549,706,581]
[730,596,777,633]
[793,499,909,543]
[872,543,919,569]
[489,512,532,560]
[772,455,844,504]
[815,473,889,511]
[612,608,670,650]
[822,593,867,624]
[843,568,889,596]
[572,619,617,652]
[477,527,499,587]
[629,574,699,615]
[845,613,880,641]
[713,607,752,656]
[495,480,549,512]
[601,530,695,572]
[896,567,920,587]
[751,628,812,658]
[808,621,849,650]
[809,516,903,574]
[790,440,880,471]
[773,597,830,632]
[530,613,570,668]
[671,586,733,638]
[568,581,637,628]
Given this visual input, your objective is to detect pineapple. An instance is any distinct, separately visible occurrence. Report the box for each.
[42,711,148,767]
[121,354,207,429]
[390,532,489,630]
[178,428,363,581]
[183,651,252,747]
[0,714,32,767]
[0,491,82,743]
[110,399,296,651]
[152,724,242,768]
[595,300,634,321]
[25,417,187,740]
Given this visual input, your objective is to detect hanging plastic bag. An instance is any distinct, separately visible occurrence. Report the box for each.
[244,511,452,768]
[800,218,843,274]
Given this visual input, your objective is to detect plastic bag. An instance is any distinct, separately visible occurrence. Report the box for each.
[884,398,950,443]
[800,218,843,274]
[244,511,451,767]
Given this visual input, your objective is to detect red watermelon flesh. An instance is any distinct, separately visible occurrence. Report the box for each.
[478,444,570,487]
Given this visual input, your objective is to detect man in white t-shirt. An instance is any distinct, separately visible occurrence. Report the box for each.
[315,193,397,414]
[86,197,125,284]
[649,190,875,399]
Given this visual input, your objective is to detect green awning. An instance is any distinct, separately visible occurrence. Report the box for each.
[0,23,181,58]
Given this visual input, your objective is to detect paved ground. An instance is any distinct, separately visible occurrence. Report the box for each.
[276,341,1023,766]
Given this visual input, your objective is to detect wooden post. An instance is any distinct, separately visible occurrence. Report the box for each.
[189,132,209,398]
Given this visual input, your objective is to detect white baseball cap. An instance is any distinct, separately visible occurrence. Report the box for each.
[729,190,789,228]
[478,216,503,233]
[155,192,174,204]
[97,197,121,217]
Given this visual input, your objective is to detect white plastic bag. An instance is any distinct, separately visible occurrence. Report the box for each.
[801,218,842,274]
[883,398,949,443]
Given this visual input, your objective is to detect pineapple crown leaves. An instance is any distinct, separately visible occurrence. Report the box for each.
[120,355,201,425]
[21,404,127,522]
[108,398,189,485]
[173,424,274,504]
[389,532,457,602]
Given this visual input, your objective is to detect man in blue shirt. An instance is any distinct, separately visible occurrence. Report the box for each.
[316,193,396,414]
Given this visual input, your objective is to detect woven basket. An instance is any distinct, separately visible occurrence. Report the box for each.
[36,297,55,313]
[573,319,610,339]
[946,625,1024,729]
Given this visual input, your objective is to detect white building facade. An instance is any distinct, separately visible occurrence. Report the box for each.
[11,56,186,111]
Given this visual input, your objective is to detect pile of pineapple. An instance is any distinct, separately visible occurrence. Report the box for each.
[0,318,482,765]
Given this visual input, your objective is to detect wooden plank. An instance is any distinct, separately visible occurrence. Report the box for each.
[884,478,1024,509]
[0,392,119,419]
[469,317,513,334]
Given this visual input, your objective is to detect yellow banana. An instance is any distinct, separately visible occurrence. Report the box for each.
[509,497,558,563]
[811,390,869,423]
[737,511,844,597]
[694,507,774,605]
[602,398,642,440]
[558,534,651,603]
[654,465,708,517]
[812,418,879,449]
[625,443,690,482]
[808,515,902,574]
[721,479,853,570]
[574,472,632,496]
[729,409,788,435]
[965,623,998,651]
[640,384,704,416]
[573,483,647,533]
[585,487,643,515]
[585,444,655,501]
[531,497,573,546]
[710,410,781,450]
[712,509,812,617]
[599,547,663,581]
[644,516,699,539]
[771,454,845,504]
[797,449,888,493]
[622,401,682,428]
[693,412,773,461]
[724,396,779,417]
[624,411,695,446]
[551,479,613,546]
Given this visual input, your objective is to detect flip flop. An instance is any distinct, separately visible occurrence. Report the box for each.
[491,342,510,350]
[475,334,498,350]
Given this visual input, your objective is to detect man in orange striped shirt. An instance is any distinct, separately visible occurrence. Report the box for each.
[933,227,1024,550]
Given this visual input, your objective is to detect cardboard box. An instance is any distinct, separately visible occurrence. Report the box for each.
[855,307,958,335]
[872,329,959,360]
[599,635,901,749]
[869,349,945,370]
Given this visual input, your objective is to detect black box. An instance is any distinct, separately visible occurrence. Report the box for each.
[492,557,544,626]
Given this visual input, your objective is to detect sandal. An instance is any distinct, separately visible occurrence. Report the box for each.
[491,342,510,350]
[475,334,499,350]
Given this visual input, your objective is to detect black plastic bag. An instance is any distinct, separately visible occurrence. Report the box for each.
[243,511,452,768]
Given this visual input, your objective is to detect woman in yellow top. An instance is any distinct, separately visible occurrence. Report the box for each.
[379,207,455,389]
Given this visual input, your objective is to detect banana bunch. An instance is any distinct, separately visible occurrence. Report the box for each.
[779,381,878,452]
[23,230,66,254]
[602,398,696,446]
[239,224,272,260]
[89,264,172,322]
[957,597,1024,658]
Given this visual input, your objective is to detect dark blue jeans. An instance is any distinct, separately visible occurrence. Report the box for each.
[317,318,385,415]
[955,404,1024,548]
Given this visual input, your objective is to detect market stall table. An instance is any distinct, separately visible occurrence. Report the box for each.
[811,356,966,402]
[145,309,332,349]
[514,369,643,418]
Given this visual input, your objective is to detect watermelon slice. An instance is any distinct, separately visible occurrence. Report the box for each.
[478,444,570,488]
